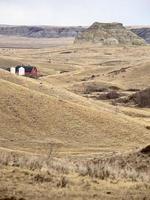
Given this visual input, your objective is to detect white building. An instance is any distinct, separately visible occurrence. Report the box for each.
[10,67,16,74]
[18,67,25,76]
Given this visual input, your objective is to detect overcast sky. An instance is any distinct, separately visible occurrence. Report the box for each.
[0,0,149,26]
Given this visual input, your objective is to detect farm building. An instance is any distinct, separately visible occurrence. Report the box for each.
[9,65,38,78]
[15,65,38,77]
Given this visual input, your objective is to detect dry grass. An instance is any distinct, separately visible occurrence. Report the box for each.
[0,35,74,48]
[78,148,150,182]
[0,42,150,155]
[0,75,149,155]
[0,146,149,183]
[0,148,149,199]
[0,150,72,174]
[0,165,149,200]
[0,37,150,199]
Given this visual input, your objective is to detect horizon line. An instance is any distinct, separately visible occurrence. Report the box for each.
[0,22,150,28]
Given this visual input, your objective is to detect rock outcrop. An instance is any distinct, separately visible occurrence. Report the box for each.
[75,22,146,45]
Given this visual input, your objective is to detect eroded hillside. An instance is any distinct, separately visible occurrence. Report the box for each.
[75,22,145,45]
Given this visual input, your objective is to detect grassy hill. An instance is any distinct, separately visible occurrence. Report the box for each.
[0,69,149,155]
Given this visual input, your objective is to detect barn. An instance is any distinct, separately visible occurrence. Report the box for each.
[15,65,38,77]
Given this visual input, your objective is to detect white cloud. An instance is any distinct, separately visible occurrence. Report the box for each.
[0,0,149,26]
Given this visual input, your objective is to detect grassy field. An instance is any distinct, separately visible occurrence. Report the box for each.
[0,36,150,199]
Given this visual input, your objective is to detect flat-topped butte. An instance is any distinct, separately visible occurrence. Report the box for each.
[75,22,146,45]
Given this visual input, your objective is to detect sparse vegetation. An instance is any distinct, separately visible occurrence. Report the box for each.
[0,146,150,183]
[78,147,150,182]
[0,150,72,175]
[0,146,149,199]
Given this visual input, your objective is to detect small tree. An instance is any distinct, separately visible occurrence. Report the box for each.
[47,143,60,159]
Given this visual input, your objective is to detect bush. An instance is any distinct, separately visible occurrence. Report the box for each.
[132,39,145,46]
[77,147,150,182]
[83,85,106,94]
[106,91,120,99]
[134,88,150,107]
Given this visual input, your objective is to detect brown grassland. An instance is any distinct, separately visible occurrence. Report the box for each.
[0,36,150,199]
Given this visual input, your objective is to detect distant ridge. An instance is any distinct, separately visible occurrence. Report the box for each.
[128,26,150,44]
[0,24,149,43]
[0,25,85,38]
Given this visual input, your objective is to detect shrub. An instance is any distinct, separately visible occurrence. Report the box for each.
[106,91,120,99]
[134,88,150,107]
[132,39,145,46]
[77,146,150,182]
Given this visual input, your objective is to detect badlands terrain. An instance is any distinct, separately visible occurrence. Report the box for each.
[0,24,150,199]
[0,24,150,43]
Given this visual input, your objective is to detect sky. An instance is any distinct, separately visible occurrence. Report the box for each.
[0,0,149,26]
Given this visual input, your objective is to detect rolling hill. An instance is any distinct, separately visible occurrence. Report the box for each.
[0,69,149,155]
[0,35,150,199]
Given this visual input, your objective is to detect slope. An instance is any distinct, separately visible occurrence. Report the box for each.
[0,70,149,155]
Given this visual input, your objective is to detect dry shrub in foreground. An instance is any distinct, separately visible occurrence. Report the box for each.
[0,146,150,183]
[0,150,73,174]
[77,146,150,182]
